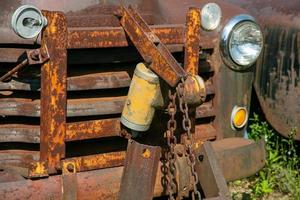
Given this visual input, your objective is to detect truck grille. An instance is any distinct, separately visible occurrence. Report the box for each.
[0,28,216,172]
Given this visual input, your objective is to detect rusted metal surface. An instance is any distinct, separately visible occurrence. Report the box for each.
[26,48,50,66]
[194,124,217,142]
[0,166,122,200]
[0,60,28,82]
[205,79,215,95]
[0,48,49,82]
[0,71,131,91]
[0,123,214,143]
[0,49,26,63]
[0,96,214,118]
[68,27,129,49]
[0,137,264,199]
[164,89,180,199]
[0,79,40,91]
[172,145,192,198]
[212,53,254,138]
[1,151,126,178]
[0,165,176,200]
[196,101,215,118]
[184,8,201,75]
[67,13,153,28]
[62,151,125,172]
[119,140,160,200]
[0,118,121,143]
[39,11,67,174]
[0,169,25,183]
[183,7,204,156]
[119,6,186,86]
[195,141,230,199]
[0,25,215,62]
[176,78,203,199]
[0,2,266,199]
[66,118,121,141]
[62,161,78,200]
[223,0,300,140]
[183,75,206,105]
[0,150,38,164]
[254,27,300,140]
[67,71,131,90]
[0,96,126,117]
[28,161,48,178]
[212,137,266,181]
[67,25,185,49]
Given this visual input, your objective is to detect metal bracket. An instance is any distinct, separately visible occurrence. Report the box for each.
[62,161,78,200]
[194,141,231,199]
[28,161,49,178]
[118,140,160,200]
[26,46,50,65]
[0,46,49,82]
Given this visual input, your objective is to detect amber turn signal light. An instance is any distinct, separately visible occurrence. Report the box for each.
[231,106,248,130]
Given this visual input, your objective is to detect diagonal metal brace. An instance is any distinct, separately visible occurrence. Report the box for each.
[194,141,231,200]
[118,5,186,87]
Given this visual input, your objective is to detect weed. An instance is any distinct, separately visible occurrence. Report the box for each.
[246,114,300,199]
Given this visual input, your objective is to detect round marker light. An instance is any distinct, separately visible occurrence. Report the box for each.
[221,15,263,70]
[11,5,47,39]
[231,106,248,130]
[201,3,222,31]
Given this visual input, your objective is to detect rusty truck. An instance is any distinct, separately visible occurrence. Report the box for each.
[0,0,269,199]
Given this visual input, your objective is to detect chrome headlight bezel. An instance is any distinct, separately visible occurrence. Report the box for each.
[220,14,263,71]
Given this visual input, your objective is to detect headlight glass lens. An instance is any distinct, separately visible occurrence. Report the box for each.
[229,21,263,66]
[201,3,222,31]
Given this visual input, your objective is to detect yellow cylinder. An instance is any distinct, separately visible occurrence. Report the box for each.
[121,63,163,131]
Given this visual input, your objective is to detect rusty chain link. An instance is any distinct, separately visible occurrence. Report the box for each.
[165,89,178,200]
[164,78,202,200]
[176,78,202,200]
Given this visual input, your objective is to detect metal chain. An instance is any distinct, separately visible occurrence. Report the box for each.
[165,89,178,200]
[176,78,202,200]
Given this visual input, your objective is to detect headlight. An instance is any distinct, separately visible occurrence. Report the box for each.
[11,5,47,39]
[201,3,222,31]
[220,14,263,70]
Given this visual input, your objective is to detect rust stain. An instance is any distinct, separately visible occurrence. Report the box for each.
[67,28,129,48]
[255,27,300,140]
[40,11,68,174]
[28,161,48,178]
[142,148,151,158]
[119,5,186,87]
[62,152,126,172]
[184,8,201,75]
[66,118,121,141]
[0,96,126,117]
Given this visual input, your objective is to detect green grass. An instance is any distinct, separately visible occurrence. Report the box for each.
[231,114,300,200]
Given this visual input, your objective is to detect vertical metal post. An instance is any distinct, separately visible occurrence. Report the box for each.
[40,11,68,174]
[118,140,160,200]
[184,7,201,75]
[184,8,201,133]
